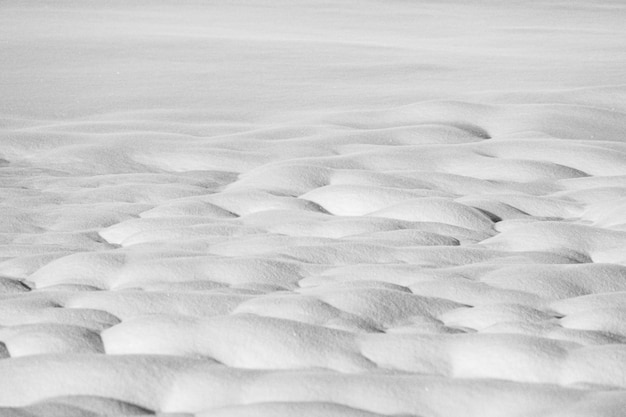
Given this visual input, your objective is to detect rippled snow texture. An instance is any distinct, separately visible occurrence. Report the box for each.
[1,1,626,416]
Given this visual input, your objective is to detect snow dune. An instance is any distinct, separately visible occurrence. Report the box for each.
[1,0,626,416]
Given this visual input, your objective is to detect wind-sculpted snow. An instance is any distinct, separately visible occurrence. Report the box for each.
[2,0,626,416]
[2,91,626,416]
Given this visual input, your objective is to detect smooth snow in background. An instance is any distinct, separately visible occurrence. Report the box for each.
[1,1,626,416]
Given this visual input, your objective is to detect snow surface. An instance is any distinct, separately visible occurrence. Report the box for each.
[1,0,626,416]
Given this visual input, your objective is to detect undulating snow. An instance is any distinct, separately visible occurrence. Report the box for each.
[1,1,626,416]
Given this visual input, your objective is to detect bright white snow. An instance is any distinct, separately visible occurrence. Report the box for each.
[1,0,626,416]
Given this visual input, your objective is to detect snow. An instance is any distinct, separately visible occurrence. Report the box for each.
[1,0,626,416]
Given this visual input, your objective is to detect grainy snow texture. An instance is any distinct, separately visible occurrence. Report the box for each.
[2,0,626,416]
